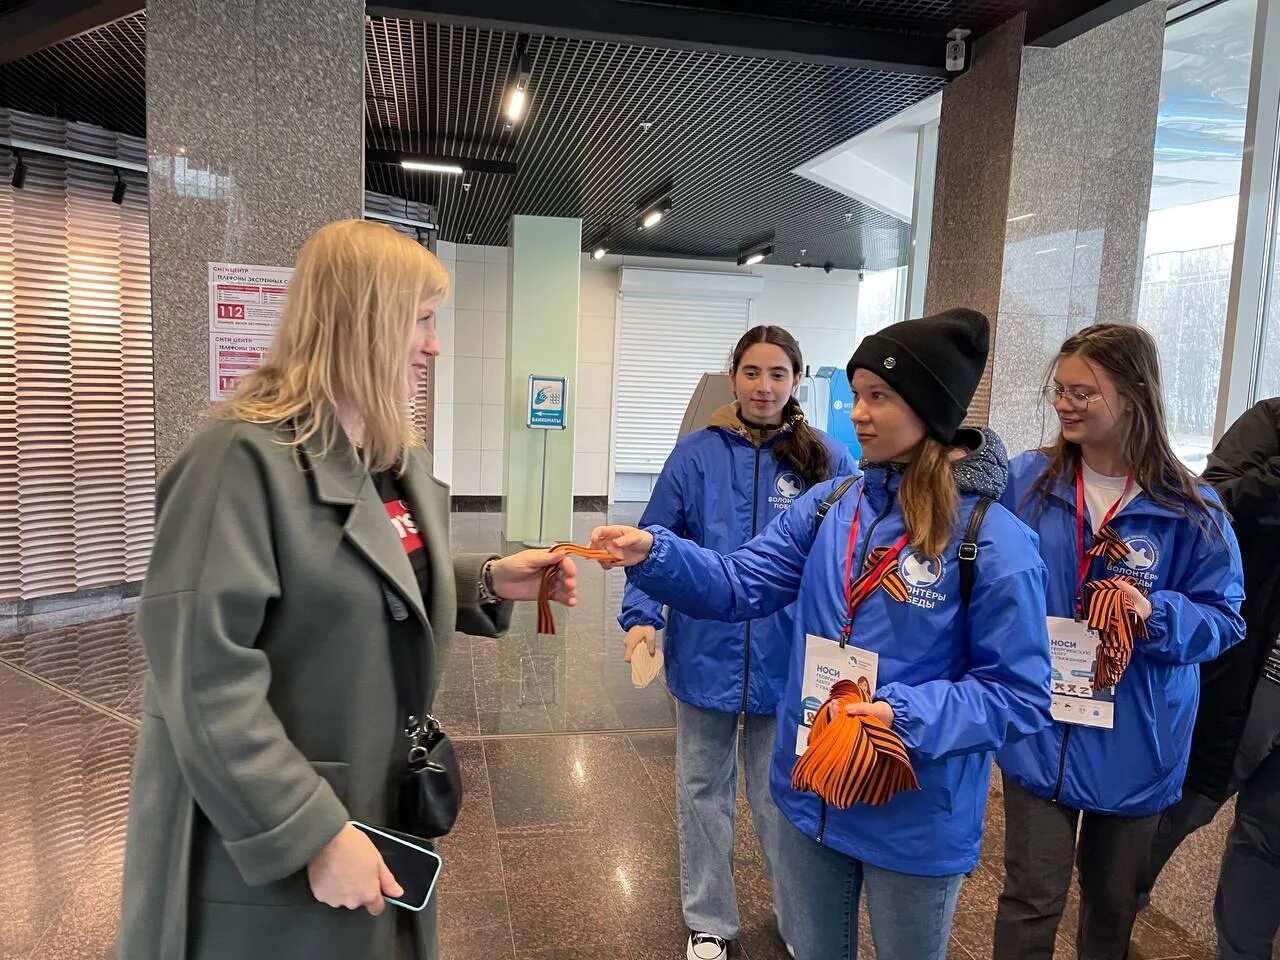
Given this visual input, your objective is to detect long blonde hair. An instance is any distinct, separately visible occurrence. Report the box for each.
[898,437,958,558]
[219,219,450,472]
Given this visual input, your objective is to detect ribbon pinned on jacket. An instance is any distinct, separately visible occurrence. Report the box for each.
[1079,576,1149,690]
[537,543,616,635]
[1087,526,1132,566]
[853,545,911,603]
[791,679,919,808]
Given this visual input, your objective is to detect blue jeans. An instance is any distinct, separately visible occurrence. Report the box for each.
[775,816,964,960]
[675,699,783,940]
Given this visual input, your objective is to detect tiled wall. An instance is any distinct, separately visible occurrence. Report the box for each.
[432,241,457,485]
[438,246,861,497]
[432,243,512,496]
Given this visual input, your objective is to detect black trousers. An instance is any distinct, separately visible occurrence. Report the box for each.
[993,775,1161,960]
[1216,746,1280,960]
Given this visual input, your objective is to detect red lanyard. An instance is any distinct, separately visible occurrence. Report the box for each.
[1074,462,1133,590]
[841,490,911,644]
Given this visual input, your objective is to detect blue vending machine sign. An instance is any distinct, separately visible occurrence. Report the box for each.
[527,375,568,429]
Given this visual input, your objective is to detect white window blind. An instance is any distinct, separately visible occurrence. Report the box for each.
[0,112,154,602]
[613,270,757,474]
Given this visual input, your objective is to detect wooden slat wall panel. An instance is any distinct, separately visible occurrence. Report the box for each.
[0,109,154,601]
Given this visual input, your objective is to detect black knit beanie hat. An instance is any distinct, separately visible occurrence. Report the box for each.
[846,307,990,442]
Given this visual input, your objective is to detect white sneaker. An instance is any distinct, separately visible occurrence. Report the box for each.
[687,931,729,960]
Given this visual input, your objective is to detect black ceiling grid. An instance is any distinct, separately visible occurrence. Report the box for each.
[0,11,145,136]
[628,0,1034,35]
[3,8,949,268]
[365,19,943,267]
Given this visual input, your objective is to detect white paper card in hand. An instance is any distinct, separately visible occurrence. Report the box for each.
[630,643,664,689]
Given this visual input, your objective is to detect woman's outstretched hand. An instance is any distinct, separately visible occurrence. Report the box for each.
[588,525,655,568]
[489,551,578,605]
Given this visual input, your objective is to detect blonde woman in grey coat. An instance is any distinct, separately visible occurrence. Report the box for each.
[116,220,577,960]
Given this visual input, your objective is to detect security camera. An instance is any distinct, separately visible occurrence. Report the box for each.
[946,29,970,73]
[858,268,866,282]
[823,262,834,274]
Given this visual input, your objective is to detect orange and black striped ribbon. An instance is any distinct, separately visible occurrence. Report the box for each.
[1079,576,1149,690]
[1087,525,1131,565]
[852,545,911,603]
[536,542,615,635]
[791,679,919,808]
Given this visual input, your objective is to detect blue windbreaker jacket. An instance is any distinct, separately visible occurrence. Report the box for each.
[626,430,1054,875]
[620,405,856,714]
[997,451,1246,816]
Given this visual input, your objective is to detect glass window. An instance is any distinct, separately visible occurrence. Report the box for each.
[1254,102,1280,402]
[856,265,907,340]
[1138,0,1256,472]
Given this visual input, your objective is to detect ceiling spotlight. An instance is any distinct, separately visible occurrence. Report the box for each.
[736,241,773,266]
[635,181,674,231]
[505,88,527,123]
[504,38,533,123]
[588,226,612,260]
[640,202,670,230]
[112,170,127,205]
[401,159,465,175]
[10,150,26,189]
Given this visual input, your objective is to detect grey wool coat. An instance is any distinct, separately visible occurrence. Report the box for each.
[116,419,511,960]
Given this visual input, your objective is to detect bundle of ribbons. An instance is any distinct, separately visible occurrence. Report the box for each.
[1079,574,1148,690]
[536,542,616,635]
[791,678,919,808]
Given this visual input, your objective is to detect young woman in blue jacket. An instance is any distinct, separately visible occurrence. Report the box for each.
[595,309,1053,960]
[993,323,1245,960]
[620,325,855,960]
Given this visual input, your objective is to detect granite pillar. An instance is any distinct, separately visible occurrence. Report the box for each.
[146,0,365,469]
[990,3,1165,456]
[926,3,1164,456]
[923,14,1024,425]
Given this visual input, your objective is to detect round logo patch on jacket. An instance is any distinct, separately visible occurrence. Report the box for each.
[899,551,948,608]
[1109,535,1160,589]
[901,551,943,587]
[776,472,805,499]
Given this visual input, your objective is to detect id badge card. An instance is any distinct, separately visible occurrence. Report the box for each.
[796,633,879,755]
[1048,616,1115,729]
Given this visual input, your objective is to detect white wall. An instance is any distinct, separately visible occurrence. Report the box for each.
[437,245,862,497]
[432,241,457,485]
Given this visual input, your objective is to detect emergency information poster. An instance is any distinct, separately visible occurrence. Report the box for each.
[208,262,293,401]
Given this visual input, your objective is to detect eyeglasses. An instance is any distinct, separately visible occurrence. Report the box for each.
[1041,384,1105,409]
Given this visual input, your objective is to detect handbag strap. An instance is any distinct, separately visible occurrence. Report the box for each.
[958,496,994,608]
[813,476,859,537]
[381,582,435,762]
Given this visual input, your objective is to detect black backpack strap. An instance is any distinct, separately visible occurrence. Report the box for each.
[814,476,859,536]
[959,496,995,608]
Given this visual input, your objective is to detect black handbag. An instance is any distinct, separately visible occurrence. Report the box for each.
[384,584,463,838]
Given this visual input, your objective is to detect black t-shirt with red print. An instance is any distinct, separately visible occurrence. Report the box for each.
[372,470,429,604]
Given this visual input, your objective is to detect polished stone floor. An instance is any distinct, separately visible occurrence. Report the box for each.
[0,511,1218,960]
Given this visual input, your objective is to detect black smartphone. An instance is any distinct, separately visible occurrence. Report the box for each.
[349,821,443,911]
